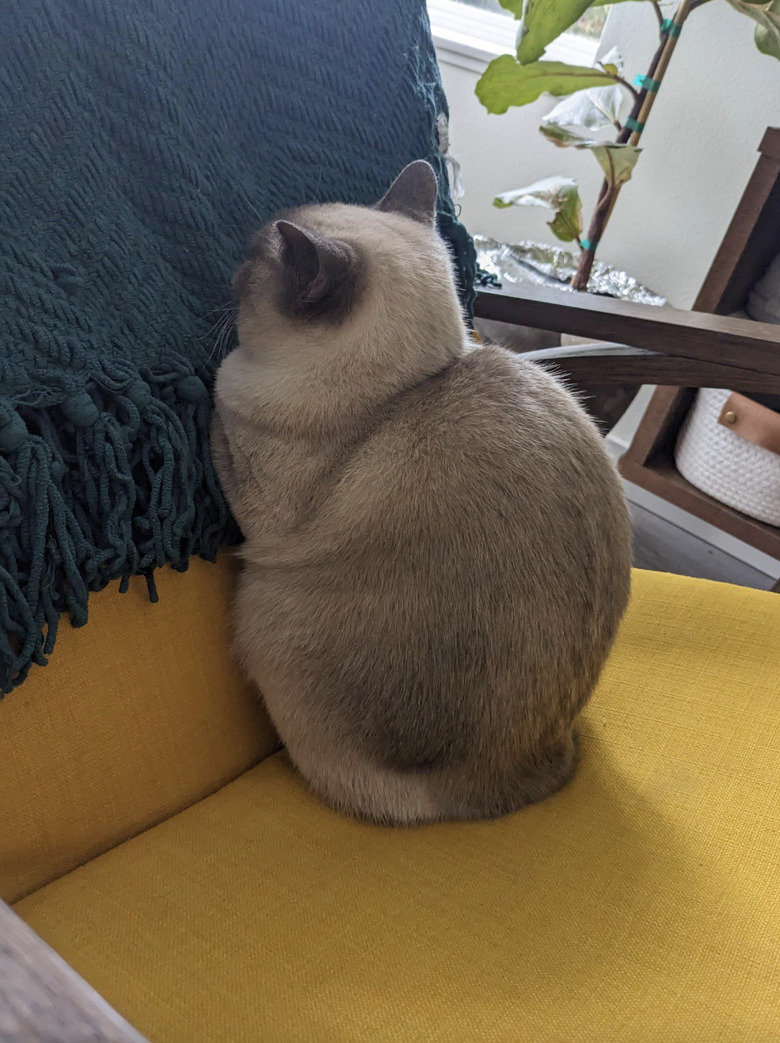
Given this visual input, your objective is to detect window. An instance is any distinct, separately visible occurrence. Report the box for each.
[428,0,608,73]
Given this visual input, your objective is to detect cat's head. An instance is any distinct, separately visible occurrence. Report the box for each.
[232,161,465,367]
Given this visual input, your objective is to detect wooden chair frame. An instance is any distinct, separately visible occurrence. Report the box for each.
[475,283,780,397]
[481,128,780,560]
[476,283,780,557]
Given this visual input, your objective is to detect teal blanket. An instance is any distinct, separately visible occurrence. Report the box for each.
[0,0,475,691]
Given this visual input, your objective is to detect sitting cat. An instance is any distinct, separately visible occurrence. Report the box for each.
[212,161,631,825]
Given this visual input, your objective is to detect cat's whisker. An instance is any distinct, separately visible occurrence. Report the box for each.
[239,191,264,227]
[208,308,236,362]
[199,312,231,344]
[202,301,234,319]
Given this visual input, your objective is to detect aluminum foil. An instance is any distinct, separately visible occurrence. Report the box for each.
[474,235,666,307]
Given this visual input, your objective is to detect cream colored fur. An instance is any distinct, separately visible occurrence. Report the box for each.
[212,163,632,825]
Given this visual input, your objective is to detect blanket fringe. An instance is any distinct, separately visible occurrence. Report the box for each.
[0,359,238,694]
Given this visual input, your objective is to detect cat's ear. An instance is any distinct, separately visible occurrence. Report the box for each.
[275,220,354,313]
[376,160,438,226]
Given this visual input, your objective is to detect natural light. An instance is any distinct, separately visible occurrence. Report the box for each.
[428,0,608,71]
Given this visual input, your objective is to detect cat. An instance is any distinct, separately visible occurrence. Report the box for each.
[211,160,632,825]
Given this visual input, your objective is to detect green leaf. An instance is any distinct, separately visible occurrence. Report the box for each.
[724,0,780,59]
[757,22,780,58]
[542,84,624,134]
[517,0,594,63]
[476,56,619,114]
[539,125,642,187]
[589,142,642,187]
[539,50,624,135]
[496,0,524,15]
[493,176,583,243]
[540,123,598,147]
[548,204,584,242]
[594,41,625,78]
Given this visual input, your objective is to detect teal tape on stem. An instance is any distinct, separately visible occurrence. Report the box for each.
[580,238,599,251]
[625,116,645,133]
[634,74,660,92]
[661,18,682,36]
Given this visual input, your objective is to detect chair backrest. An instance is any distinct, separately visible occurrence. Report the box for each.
[0,0,476,694]
[0,0,473,901]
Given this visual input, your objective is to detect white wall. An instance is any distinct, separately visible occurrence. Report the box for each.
[440,3,780,308]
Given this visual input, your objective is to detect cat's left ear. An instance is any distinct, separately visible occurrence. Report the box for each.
[376,160,438,226]
[275,220,355,314]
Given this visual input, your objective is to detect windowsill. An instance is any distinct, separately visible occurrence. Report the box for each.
[428,0,600,74]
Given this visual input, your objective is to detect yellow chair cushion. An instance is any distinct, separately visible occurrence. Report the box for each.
[0,556,277,903]
[14,570,780,1042]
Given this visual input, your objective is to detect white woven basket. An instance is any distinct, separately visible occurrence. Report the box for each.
[675,388,780,527]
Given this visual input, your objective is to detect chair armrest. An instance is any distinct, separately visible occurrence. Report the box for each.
[519,344,780,394]
[475,285,780,381]
[0,899,147,1042]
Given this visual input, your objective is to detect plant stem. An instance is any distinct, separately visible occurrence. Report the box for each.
[571,0,695,291]
[627,0,695,141]
[651,1,664,32]
[611,74,640,102]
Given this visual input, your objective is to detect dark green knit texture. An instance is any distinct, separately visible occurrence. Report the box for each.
[0,0,476,692]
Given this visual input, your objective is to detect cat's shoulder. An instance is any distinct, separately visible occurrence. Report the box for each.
[368,343,563,464]
[449,342,551,388]
[414,342,563,419]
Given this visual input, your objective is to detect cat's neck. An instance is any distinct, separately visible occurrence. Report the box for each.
[219,315,470,440]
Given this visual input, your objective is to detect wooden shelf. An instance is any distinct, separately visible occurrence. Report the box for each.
[620,127,780,562]
[621,457,780,560]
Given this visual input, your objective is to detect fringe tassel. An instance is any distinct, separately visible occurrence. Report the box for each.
[0,359,236,694]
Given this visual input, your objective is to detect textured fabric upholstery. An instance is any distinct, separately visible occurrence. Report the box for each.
[0,557,277,903]
[14,571,780,1042]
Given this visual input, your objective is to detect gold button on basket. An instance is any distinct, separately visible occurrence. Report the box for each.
[723,409,737,425]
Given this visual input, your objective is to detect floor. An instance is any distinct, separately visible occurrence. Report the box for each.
[629,497,778,591]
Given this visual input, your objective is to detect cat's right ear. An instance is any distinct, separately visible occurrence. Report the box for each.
[275,220,355,317]
[376,160,438,225]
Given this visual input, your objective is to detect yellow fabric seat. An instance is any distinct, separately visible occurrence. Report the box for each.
[12,570,780,1042]
[0,557,278,903]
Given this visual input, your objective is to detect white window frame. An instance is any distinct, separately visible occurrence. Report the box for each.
[428,0,601,73]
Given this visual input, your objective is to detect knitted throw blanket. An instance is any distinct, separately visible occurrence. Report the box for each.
[0,0,475,692]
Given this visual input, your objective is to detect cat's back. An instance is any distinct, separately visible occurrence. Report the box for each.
[338,343,626,556]
[252,342,631,780]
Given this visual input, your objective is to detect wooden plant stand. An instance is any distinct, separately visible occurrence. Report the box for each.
[619,128,780,561]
